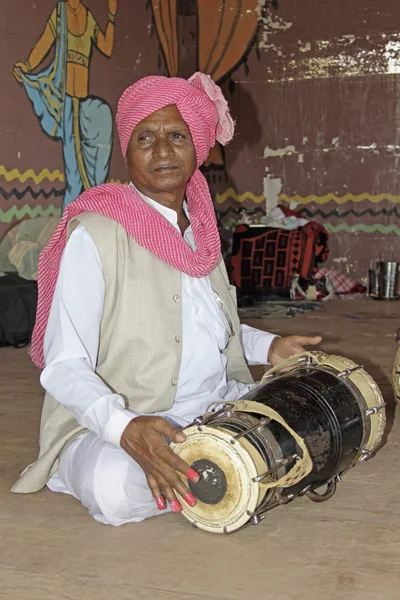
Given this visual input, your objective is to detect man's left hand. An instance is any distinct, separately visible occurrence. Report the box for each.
[268,335,322,367]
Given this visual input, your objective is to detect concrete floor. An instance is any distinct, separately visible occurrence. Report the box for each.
[0,299,399,600]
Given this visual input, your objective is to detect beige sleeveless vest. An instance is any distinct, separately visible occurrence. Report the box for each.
[12,212,253,493]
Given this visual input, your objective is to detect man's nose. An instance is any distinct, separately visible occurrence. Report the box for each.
[153,135,174,158]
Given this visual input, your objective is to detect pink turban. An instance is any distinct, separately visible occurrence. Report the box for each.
[116,72,235,166]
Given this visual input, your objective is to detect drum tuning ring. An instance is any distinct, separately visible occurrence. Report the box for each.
[229,417,271,444]
[337,365,363,379]
[359,450,372,461]
[306,479,337,503]
[365,403,386,416]
[252,454,298,483]
[302,355,313,366]
[193,404,234,429]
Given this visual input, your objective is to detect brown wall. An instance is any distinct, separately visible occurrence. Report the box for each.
[217,0,400,279]
[1,0,400,281]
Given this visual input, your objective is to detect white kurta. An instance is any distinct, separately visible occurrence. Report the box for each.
[41,191,276,525]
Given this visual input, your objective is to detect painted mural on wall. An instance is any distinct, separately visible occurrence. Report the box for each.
[12,0,117,212]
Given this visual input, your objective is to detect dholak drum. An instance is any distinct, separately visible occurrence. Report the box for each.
[171,352,386,534]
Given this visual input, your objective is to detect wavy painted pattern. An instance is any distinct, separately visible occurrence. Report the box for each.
[0,204,61,223]
[216,188,265,204]
[0,187,64,200]
[0,165,64,184]
[280,193,400,205]
[216,188,400,206]
[301,207,400,219]
[324,223,400,235]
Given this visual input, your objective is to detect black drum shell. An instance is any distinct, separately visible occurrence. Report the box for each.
[239,366,366,496]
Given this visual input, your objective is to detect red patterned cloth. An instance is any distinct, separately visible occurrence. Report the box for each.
[230,222,329,292]
[30,73,234,368]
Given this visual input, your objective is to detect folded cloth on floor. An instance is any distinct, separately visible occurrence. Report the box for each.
[314,268,366,294]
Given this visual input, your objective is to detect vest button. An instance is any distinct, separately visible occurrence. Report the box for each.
[173,294,180,302]
[175,335,181,343]
[171,378,178,386]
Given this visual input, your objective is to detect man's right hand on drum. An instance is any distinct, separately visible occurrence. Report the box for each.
[120,416,200,512]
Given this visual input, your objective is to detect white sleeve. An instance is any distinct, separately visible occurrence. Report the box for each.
[40,224,138,447]
[239,324,278,365]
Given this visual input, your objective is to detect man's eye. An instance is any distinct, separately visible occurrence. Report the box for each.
[138,135,151,142]
[171,132,184,139]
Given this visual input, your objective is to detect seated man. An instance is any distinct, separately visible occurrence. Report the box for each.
[13,73,321,525]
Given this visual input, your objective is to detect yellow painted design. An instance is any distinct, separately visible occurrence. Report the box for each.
[280,193,400,205]
[0,165,64,184]
[215,189,400,206]
[216,188,265,204]
[107,178,129,184]
[0,204,61,223]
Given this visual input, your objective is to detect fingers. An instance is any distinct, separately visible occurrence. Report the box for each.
[146,473,166,511]
[122,416,199,510]
[147,471,181,512]
[154,449,198,503]
[186,467,200,483]
[151,471,184,512]
[153,416,186,443]
[292,335,322,346]
[147,459,197,510]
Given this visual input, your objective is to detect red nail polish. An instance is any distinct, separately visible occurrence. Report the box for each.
[155,497,166,510]
[170,500,182,512]
[186,467,200,482]
[184,492,197,507]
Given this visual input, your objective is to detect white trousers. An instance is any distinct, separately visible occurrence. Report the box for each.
[49,432,172,526]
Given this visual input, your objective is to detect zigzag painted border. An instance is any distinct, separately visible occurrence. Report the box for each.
[301,207,400,219]
[0,187,64,201]
[324,223,400,235]
[215,188,400,206]
[216,188,264,204]
[0,204,61,223]
[0,165,64,184]
[281,193,400,205]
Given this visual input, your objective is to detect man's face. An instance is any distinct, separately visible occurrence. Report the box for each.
[126,105,197,199]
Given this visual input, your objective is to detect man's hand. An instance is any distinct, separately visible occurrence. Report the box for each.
[268,335,322,367]
[120,416,199,512]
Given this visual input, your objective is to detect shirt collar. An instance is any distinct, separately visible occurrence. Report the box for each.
[129,182,190,231]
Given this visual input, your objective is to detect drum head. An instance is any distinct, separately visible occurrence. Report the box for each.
[322,355,386,455]
[171,425,265,533]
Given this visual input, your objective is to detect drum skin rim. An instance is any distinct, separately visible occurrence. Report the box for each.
[322,355,385,456]
[171,425,262,534]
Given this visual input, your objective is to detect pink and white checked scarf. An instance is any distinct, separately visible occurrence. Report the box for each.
[30,72,234,368]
